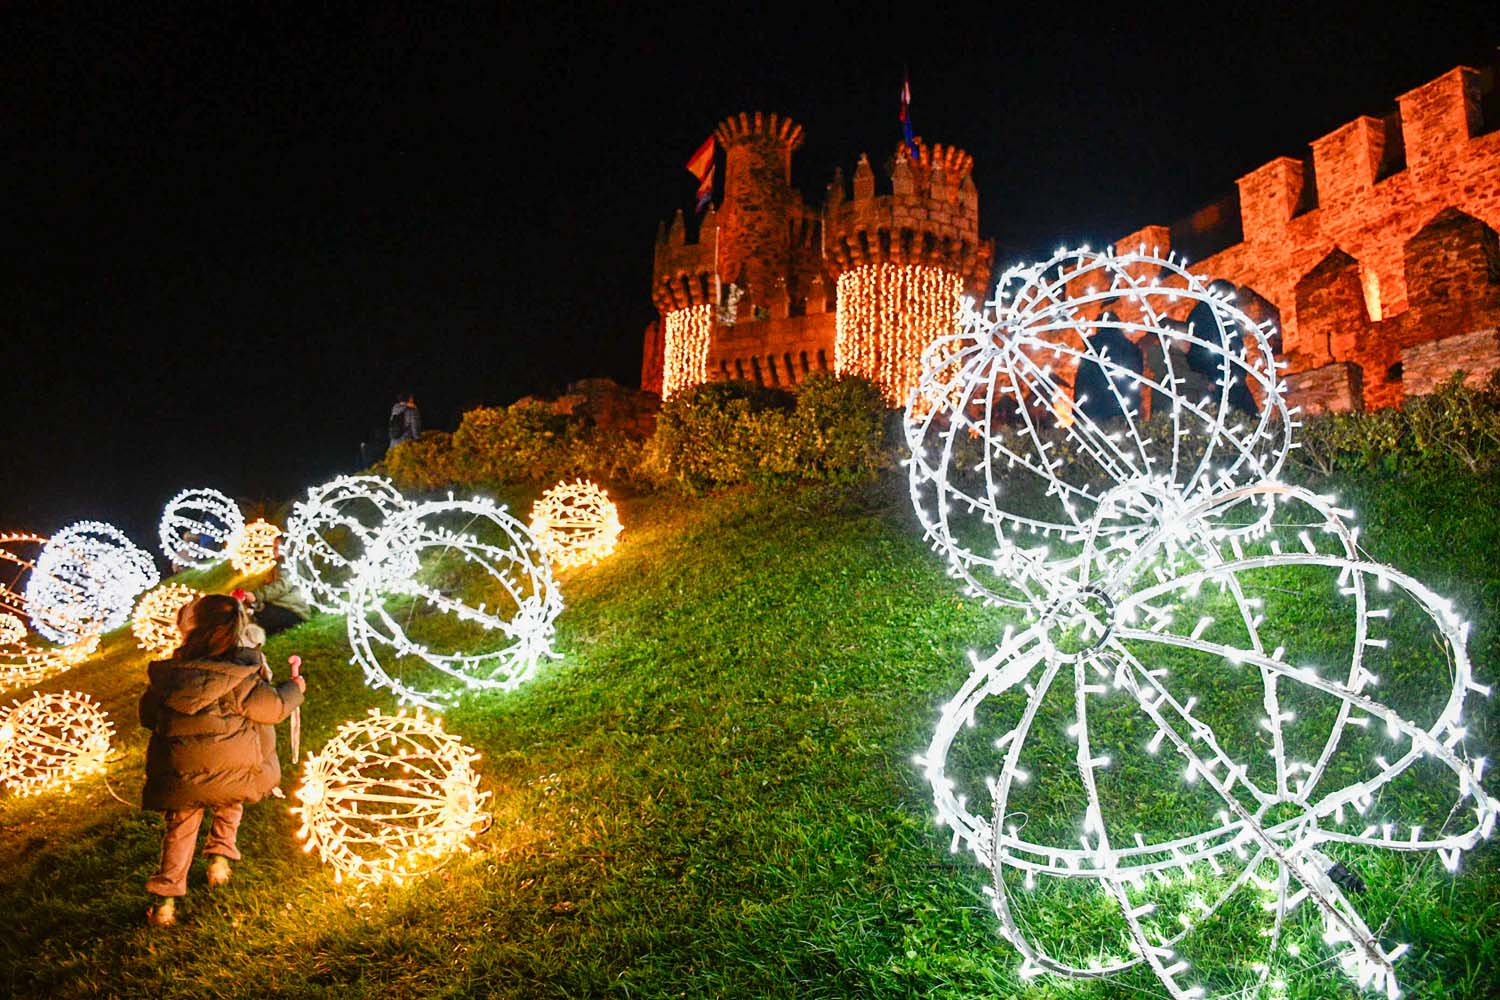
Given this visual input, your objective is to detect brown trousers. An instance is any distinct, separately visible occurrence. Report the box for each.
[145,803,244,897]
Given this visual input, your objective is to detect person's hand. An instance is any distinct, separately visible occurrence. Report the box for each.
[293,675,306,693]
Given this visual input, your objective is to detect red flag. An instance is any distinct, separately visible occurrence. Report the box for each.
[686,135,716,212]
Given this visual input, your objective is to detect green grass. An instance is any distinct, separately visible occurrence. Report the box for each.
[1,468,1497,998]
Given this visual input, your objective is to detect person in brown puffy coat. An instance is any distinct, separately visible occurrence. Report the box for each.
[139,593,306,926]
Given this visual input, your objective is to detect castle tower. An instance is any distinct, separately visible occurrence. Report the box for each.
[824,141,993,404]
[714,112,806,315]
[649,205,719,398]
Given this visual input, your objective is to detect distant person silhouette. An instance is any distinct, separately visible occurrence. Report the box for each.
[388,392,422,447]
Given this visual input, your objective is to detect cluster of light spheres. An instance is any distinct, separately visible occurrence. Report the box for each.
[835,262,964,406]
[293,709,490,885]
[345,496,562,709]
[281,475,411,615]
[661,303,713,400]
[905,247,1495,1000]
[131,583,202,657]
[529,479,622,569]
[1,533,98,691]
[24,521,159,645]
[0,691,114,796]
[158,488,244,568]
[229,519,281,575]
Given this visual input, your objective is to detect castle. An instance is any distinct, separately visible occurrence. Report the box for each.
[642,65,1500,414]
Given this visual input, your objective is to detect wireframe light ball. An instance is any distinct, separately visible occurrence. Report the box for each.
[905,247,1292,610]
[345,496,562,708]
[0,690,114,796]
[158,488,244,568]
[0,533,101,691]
[529,479,622,569]
[292,710,490,885]
[229,519,282,575]
[131,584,202,656]
[25,521,159,644]
[282,475,410,615]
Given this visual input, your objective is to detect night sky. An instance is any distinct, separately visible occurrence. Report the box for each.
[2,3,1496,544]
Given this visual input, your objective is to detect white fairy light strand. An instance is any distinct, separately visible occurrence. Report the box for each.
[292,709,490,886]
[836,262,965,406]
[0,690,114,797]
[662,303,713,400]
[345,496,562,709]
[158,488,244,568]
[282,475,411,615]
[905,247,1493,1000]
[25,521,159,644]
[529,479,622,569]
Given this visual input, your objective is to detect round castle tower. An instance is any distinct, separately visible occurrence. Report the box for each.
[824,141,993,404]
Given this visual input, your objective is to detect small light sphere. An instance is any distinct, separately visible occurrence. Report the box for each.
[529,479,622,569]
[131,583,202,656]
[0,614,24,646]
[25,521,159,644]
[282,475,410,615]
[228,519,282,575]
[158,488,244,568]
[345,497,562,708]
[292,710,490,886]
[0,690,114,796]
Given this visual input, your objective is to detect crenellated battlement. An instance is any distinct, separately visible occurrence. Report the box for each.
[823,141,991,293]
[651,207,719,313]
[715,111,805,152]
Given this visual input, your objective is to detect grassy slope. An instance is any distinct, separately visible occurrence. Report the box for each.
[0,469,1496,999]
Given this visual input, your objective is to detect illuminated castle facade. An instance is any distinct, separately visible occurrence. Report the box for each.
[642,112,993,404]
[644,66,1500,413]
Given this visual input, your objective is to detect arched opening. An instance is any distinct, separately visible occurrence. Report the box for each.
[1074,324,1143,423]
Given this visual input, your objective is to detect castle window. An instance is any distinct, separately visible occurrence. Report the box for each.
[767,355,781,385]
[750,356,763,385]
[784,352,796,383]
[734,359,746,380]
[719,360,731,379]
[817,349,829,371]
[800,351,810,375]
[1386,362,1403,383]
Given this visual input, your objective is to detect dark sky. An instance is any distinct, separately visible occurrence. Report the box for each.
[2,2,1496,543]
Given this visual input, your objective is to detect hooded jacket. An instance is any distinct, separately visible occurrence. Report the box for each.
[139,647,304,811]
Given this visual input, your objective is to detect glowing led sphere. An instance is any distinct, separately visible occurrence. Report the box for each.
[293,710,490,885]
[2,535,101,691]
[662,303,713,400]
[282,475,410,615]
[836,262,965,405]
[0,690,114,796]
[907,248,1493,1000]
[906,247,1291,610]
[158,488,244,568]
[229,519,282,575]
[131,583,202,656]
[529,479,622,569]
[0,615,23,646]
[25,521,159,644]
[345,496,562,709]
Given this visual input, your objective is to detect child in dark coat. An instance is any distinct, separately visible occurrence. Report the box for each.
[139,593,306,926]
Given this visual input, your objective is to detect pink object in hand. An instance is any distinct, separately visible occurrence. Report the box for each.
[288,654,302,677]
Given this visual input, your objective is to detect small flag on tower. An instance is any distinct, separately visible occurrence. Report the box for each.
[686,135,716,212]
[899,74,919,162]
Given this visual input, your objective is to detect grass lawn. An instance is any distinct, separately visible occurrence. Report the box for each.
[1,467,1497,999]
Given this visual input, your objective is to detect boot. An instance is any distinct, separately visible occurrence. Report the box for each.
[147,895,177,927]
[206,855,232,888]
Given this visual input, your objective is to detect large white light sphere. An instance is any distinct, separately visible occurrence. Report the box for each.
[292,710,490,885]
[1,533,101,690]
[25,521,159,644]
[282,475,410,615]
[158,488,244,568]
[905,247,1291,610]
[0,690,114,796]
[345,496,562,708]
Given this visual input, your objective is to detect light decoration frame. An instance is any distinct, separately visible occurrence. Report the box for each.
[131,583,202,657]
[228,519,282,575]
[344,496,562,709]
[282,475,411,615]
[529,479,622,569]
[1,533,100,690]
[158,488,244,568]
[292,709,490,886]
[662,303,713,399]
[24,521,159,644]
[0,690,114,797]
[905,247,1496,1000]
[835,262,964,406]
